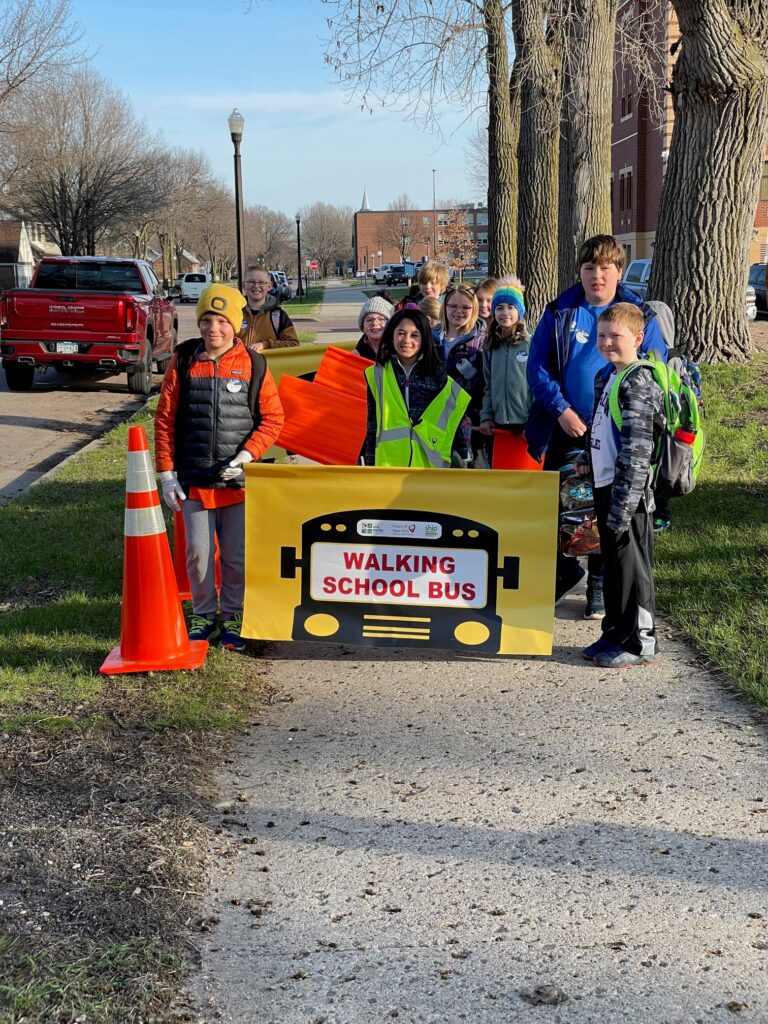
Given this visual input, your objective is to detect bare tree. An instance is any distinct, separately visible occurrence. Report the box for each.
[189,183,236,282]
[245,206,293,269]
[511,0,562,321]
[322,0,516,275]
[0,0,84,187]
[483,0,517,276]
[384,194,418,262]
[0,0,83,110]
[155,147,216,279]
[10,70,169,254]
[299,201,353,276]
[648,0,768,361]
[557,0,619,289]
[464,127,488,202]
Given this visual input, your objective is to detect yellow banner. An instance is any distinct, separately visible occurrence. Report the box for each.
[263,338,356,387]
[244,465,559,655]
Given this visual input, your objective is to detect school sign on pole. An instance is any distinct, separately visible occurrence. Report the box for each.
[244,465,559,656]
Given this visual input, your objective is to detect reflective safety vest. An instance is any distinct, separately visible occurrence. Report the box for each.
[365,361,470,467]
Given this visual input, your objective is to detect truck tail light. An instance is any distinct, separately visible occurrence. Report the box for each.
[0,297,7,329]
[125,301,137,332]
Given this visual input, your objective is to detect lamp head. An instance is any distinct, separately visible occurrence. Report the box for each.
[228,107,245,141]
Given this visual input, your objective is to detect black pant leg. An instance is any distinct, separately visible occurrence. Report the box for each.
[595,484,656,656]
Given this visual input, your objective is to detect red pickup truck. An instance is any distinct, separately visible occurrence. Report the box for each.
[0,256,178,395]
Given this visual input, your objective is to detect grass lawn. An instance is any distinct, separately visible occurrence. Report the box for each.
[655,353,768,708]
[283,283,325,319]
[0,405,270,1023]
[362,286,409,302]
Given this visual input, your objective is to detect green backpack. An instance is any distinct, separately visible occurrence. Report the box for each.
[608,357,704,503]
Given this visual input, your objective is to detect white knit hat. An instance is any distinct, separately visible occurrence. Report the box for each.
[358,296,394,331]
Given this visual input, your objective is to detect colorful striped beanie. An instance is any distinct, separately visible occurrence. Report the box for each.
[491,277,526,319]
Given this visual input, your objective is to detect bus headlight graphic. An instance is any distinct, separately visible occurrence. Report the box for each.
[454,621,491,646]
[303,613,340,638]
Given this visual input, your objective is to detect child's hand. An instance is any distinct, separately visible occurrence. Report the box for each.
[220,450,254,482]
[558,407,587,437]
[479,420,494,436]
[158,471,186,512]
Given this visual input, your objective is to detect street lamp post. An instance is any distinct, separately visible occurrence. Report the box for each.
[228,108,246,291]
[432,168,437,258]
[158,231,169,290]
[295,213,304,300]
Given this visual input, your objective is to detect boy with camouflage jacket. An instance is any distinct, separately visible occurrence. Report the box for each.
[581,304,665,669]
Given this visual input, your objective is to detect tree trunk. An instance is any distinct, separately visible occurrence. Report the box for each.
[558,0,617,289]
[648,0,768,362]
[512,0,562,322]
[484,0,518,277]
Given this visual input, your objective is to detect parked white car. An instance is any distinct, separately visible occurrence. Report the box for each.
[372,264,392,284]
[174,272,210,303]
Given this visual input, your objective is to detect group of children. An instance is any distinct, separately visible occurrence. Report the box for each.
[356,262,533,468]
[156,236,672,670]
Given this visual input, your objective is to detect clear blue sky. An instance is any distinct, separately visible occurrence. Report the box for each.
[70,0,483,216]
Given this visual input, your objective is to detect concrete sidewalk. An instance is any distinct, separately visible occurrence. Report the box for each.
[311,278,373,344]
[186,585,768,1023]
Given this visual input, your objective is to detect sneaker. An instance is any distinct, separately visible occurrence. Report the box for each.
[594,645,660,669]
[219,614,245,652]
[584,575,605,619]
[555,561,586,605]
[653,516,671,532]
[581,634,614,661]
[188,614,219,642]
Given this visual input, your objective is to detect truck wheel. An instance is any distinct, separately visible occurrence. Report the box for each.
[4,362,35,391]
[127,345,152,396]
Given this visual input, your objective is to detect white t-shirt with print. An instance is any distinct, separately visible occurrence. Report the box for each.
[590,372,619,487]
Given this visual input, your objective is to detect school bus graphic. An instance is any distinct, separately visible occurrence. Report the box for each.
[280,508,520,653]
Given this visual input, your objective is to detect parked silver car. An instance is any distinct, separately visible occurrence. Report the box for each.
[624,259,757,320]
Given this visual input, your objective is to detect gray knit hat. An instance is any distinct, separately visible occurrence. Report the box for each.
[358,295,394,331]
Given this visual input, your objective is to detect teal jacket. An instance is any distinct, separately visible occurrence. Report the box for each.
[480,335,532,427]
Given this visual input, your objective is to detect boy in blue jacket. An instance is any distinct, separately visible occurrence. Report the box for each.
[525,235,667,618]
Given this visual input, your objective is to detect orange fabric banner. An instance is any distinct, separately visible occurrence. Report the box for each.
[275,377,367,465]
[491,429,542,471]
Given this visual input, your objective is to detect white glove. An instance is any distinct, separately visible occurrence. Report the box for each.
[158,470,186,512]
[220,449,254,483]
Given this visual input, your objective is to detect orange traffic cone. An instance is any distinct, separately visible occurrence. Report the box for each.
[100,426,209,674]
[173,509,220,603]
[173,509,192,601]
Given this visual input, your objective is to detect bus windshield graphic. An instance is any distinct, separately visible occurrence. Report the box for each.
[281,508,520,654]
[311,543,487,607]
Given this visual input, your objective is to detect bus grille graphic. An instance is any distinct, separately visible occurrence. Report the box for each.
[361,613,431,641]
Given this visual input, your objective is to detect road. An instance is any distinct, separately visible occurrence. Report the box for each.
[0,303,198,505]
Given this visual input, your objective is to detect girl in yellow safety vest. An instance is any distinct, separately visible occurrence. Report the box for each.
[361,308,472,468]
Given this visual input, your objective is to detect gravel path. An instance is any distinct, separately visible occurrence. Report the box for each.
[186,588,768,1023]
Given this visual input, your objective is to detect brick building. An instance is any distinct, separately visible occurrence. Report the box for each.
[353,192,489,273]
[611,0,768,265]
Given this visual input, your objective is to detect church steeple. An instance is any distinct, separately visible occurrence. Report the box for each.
[360,188,371,211]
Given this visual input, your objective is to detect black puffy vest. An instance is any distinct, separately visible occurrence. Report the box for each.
[174,340,264,489]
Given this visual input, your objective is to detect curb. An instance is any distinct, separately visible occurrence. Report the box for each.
[0,393,155,507]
